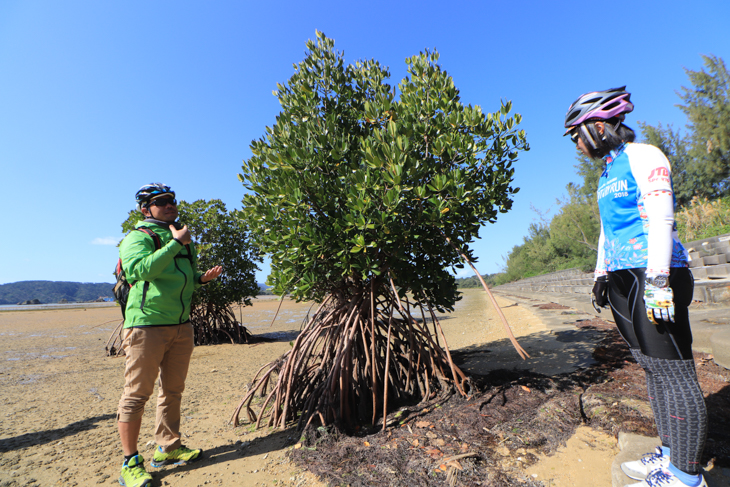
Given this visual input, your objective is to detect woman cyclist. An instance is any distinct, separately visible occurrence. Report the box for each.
[564,87,707,487]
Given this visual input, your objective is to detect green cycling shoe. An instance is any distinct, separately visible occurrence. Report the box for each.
[150,445,202,467]
[119,454,152,487]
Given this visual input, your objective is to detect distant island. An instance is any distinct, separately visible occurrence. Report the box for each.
[0,281,115,305]
[0,280,272,305]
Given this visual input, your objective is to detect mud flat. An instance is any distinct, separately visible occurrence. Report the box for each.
[0,289,697,486]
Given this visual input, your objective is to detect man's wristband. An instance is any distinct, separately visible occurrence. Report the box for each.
[173,238,184,246]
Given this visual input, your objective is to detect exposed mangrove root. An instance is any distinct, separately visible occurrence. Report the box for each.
[105,320,125,357]
[190,303,252,346]
[231,281,471,432]
[268,297,285,328]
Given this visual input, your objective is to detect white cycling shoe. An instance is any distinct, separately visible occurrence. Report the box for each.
[621,447,669,480]
[627,468,707,487]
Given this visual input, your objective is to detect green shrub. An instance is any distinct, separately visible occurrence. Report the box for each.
[676,195,730,243]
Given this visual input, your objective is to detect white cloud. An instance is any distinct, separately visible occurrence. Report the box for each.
[91,237,121,246]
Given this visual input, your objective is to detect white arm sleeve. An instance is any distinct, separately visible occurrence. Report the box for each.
[625,144,675,277]
[643,192,674,277]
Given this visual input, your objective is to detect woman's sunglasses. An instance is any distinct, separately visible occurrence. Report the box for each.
[149,197,177,207]
[570,130,580,144]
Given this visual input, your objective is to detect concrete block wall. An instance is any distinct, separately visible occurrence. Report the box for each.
[495,234,730,304]
[495,268,594,295]
[692,280,730,304]
[496,267,730,305]
[685,232,730,280]
[492,242,730,370]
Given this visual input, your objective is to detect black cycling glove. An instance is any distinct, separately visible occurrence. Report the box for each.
[591,275,608,312]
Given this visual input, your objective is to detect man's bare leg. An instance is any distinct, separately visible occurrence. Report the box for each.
[118,419,143,456]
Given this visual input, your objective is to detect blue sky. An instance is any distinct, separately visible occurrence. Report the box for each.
[1,1,729,285]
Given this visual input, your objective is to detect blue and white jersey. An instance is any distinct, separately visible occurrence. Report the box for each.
[595,143,687,277]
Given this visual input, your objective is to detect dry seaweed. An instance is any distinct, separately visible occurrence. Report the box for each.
[289,318,730,486]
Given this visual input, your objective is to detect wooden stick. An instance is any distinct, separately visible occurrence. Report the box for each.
[371,278,378,425]
[442,234,530,360]
[442,452,479,463]
[268,295,285,327]
[93,319,122,329]
[425,301,466,396]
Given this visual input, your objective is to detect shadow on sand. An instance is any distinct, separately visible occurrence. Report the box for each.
[0,413,116,453]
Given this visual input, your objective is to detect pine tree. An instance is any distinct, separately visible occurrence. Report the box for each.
[678,54,730,197]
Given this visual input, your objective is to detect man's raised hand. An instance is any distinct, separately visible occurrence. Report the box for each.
[170,224,192,245]
[201,266,223,284]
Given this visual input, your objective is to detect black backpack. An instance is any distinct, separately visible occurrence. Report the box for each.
[113,227,161,319]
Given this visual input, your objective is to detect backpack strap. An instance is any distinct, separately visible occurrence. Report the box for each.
[135,227,162,251]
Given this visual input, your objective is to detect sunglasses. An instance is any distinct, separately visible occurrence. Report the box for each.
[570,130,580,144]
[149,197,177,207]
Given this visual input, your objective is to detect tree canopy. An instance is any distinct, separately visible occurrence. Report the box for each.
[240,31,528,311]
[638,55,730,205]
[678,54,730,196]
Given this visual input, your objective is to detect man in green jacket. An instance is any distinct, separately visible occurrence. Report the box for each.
[117,183,222,487]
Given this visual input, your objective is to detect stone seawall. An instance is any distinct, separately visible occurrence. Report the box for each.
[495,265,730,305]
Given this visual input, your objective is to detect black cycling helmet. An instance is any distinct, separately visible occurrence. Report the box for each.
[135,183,175,211]
[564,86,634,135]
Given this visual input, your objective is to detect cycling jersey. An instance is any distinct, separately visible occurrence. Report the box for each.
[595,143,688,278]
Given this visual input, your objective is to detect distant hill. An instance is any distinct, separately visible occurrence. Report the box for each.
[0,280,274,305]
[0,281,114,305]
[257,283,273,295]
[455,273,500,289]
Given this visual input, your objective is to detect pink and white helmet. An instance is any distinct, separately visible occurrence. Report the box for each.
[564,86,633,135]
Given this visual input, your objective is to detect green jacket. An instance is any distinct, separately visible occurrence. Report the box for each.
[119,220,204,328]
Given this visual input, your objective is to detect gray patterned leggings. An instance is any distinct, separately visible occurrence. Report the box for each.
[608,267,707,475]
